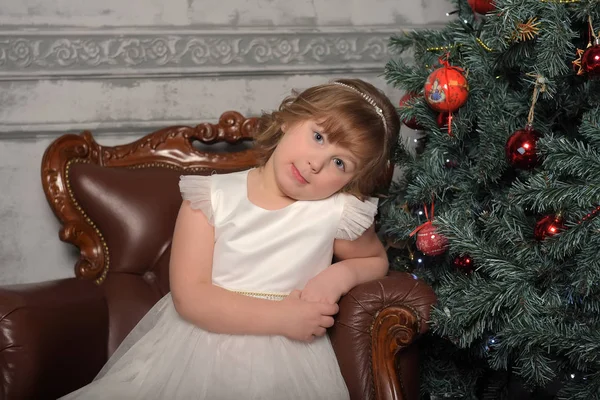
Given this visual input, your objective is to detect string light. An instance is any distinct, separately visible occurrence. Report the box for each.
[435,4,494,55]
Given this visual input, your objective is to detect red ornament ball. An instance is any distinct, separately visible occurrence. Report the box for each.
[424,65,469,113]
[505,125,541,170]
[453,254,475,274]
[416,223,449,256]
[534,215,565,241]
[399,92,424,130]
[468,0,496,14]
[582,43,600,77]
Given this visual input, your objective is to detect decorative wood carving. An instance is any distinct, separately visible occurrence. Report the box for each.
[372,305,420,400]
[41,111,260,282]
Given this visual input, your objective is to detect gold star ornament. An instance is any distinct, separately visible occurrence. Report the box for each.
[510,17,541,43]
[572,47,586,75]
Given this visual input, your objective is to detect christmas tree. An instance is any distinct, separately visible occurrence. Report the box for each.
[381,0,600,399]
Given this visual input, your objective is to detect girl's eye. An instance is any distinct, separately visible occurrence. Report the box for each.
[333,158,345,171]
[313,131,324,144]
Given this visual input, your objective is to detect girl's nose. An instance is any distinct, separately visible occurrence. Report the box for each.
[308,158,324,173]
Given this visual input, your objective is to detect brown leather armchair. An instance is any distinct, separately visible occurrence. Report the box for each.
[0,111,436,400]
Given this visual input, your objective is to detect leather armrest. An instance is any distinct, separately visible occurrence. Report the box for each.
[0,278,109,400]
[330,271,437,400]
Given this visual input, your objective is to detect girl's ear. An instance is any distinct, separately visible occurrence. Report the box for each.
[281,123,288,133]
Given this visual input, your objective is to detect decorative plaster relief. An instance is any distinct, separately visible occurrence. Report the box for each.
[0,28,398,78]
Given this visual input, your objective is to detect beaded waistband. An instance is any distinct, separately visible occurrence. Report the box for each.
[232,289,288,301]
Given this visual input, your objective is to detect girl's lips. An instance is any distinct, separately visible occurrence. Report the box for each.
[291,164,308,184]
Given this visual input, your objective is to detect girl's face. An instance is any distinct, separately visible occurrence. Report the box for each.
[268,119,360,201]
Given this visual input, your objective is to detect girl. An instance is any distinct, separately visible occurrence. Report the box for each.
[61,78,400,400]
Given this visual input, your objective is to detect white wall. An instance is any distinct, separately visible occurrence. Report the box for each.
[0,0,452,284]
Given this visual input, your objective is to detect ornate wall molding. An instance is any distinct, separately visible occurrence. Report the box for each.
[0,119,214,139]
[0,26,412,79]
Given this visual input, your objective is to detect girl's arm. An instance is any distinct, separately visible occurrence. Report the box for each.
[169,200,338,341]
[301,224,388,304]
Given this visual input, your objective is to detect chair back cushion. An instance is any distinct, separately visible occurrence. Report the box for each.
[69,163,192,352]
[70,164,182,278]
[41,112,260,354]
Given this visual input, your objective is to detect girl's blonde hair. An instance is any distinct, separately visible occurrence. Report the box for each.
[255,78,400,198]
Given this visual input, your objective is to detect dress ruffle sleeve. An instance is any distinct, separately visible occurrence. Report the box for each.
[179,175,213,225]
[335,194,379,241]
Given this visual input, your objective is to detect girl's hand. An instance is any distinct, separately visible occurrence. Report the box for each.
[300,265,352,305]
[278,290,338,342]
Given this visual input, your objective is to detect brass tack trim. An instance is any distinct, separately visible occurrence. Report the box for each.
[66,159,110,285]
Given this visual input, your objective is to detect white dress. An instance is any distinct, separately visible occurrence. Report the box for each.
[60,169,378,400]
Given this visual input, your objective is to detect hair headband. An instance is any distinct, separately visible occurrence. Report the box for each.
[333,82,388,133]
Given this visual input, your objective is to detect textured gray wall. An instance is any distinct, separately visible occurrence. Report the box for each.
[0,0,452,284]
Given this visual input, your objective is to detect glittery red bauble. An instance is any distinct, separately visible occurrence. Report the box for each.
[453,254,475,273]
[505,125,541,170]
[424,66,469,113]
[468,0,496,14]
[416,224,448,256]
[534,215,565,241]
[582,43,600,77]
[399,92,424,130]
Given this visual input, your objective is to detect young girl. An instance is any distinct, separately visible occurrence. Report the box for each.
[61,78,400,400]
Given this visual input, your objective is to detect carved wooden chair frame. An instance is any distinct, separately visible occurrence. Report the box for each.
[42,111,258,283]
